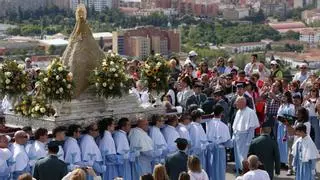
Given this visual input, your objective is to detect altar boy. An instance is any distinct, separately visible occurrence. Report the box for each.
[291,123,319,180]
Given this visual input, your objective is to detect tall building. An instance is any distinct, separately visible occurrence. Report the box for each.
[47,0,70,9]
[112,26,180,58]
[70,0,112,11]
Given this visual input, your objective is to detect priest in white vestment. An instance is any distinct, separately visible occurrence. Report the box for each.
[113,118,134,180]
[0,135,12,180]
[189,109,209,171]
[162,115,180,154]
[241,155,270,180]
[80,123,106,180]
[97,118,119,180]
[27,128,48,171]
[149,115,168,168]
[232,97,260,172]
[10,131,30,179]
[206,105,233,180]
[64,124,83,171]
[129,115,159,180]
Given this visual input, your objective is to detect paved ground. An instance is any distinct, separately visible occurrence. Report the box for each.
[225,160,320,179]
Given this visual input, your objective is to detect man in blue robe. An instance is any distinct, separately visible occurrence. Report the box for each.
[0,135,12,180]
[113,118,135,180]
[291,124,319,180]
[232,96,260,173]
[64,124,83,171]
[206,105,233,180]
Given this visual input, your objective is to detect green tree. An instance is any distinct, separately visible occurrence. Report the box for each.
[284,30,300,40]
[47,45,56,55]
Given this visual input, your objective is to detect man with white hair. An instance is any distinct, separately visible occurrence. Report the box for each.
[293,63,310,83]
[128,114,159,180]
[241,155,270,180]
[224,57,239,74]
[0,134,12,180]
[10,130,30,179]
[232,97,260,173]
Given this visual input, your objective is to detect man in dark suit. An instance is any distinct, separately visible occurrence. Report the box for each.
[33,141,68,180]
[165,138,189,180]
[186,82,207,110]
[201,88,216,115]
[248,122,281,180]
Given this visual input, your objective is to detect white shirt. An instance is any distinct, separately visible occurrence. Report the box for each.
[113,130,130,155]
[224,65,239,74]
[233,107,260,132]
[206,118,231,144]
[98,131,116,155]
[291,135,320,163]
[64,137,81,164]
[177,87,194,107]
[167,89,176,106]
[188,169,209,180]
[0,148,12,173]
[293,72,309,83]
[303,99,317,117]
[149,126,167,151]
[242,169,270,180]
[244,62,258,76]
[189,122,208,149]
[10,143,29,171]
[162,125,180,153]
[27,140,47,166]
[57,145,64,161]
[128,127,153,152]
[176,123,191,142]
[277,103,295,117]
[80,134,102,164]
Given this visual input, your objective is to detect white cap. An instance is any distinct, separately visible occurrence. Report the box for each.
[188,50,198,57]
[25,58,31,62]
[300,63,308,67]
[270,60,277,65]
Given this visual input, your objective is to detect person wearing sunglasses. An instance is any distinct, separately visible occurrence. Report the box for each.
[293,63,310,83]
[10,130,31,179]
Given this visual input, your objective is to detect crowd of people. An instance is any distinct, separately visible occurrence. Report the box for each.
[1,51,320,180]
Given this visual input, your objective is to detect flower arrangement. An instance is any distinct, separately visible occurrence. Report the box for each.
[0,60,29,97]
[36,59,74,101]
[140,55,170,93]
[91,54,129,98]
[14,95,55,118]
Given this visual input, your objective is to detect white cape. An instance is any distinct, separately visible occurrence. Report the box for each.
[233,107,260,132]
[291,135,320,162]
[128,127,153,152]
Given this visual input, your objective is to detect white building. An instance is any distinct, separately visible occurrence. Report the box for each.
[224,42,267,53]
[299,29,320,44]
[70,0,112,11]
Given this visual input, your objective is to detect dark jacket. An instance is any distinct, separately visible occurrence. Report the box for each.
[33,155,68,180]
[186,93,207,110]
[248,134,281,180]
[165,151,188,180]
[201,97,216,114]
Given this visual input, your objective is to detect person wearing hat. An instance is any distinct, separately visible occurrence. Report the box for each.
[185,81,207,110]
[248,121,281,179]
[185,51,197,68]
[225,57,239,74]
[165,138,188,180]
[33,141,68,180]
[270,60,283,80]
[0,134,12,180]
[213,87,229,124]
[206,105,232,180]
[293,63,310,84]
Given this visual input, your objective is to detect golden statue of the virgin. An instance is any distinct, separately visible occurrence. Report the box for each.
[61,4,105,97]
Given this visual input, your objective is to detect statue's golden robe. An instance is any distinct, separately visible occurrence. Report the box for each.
[61,4,105,97]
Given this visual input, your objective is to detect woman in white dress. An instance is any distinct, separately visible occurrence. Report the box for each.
[187,155,209,180]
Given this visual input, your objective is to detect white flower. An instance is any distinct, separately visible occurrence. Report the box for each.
[114,73,118,77]
[102,62,107,66]
[68,72,73,77]
[5,86,10,89]
[109,86,113,90]
[21,84,25,88]
[58,67,63,72]
[115,65,119,69]
[40,108,46,113]
[56,90,60,94]
[156,78,160,82]
[110,61,115,65]
[47,88,51,92]
[103,82,107,87]
[39,72,44,76]
[67,84,72,89]
[111,68,116,72]
[0,65,3,70]
[18,64,25,70]
[63,79,66,83]
[156,62,162,67]
[35,105,40,111]
[120,82,124,87]
[95,71,99,76]
[5,79,10,84]
[4,72,11,77]
[22,71,26,75]
[95,83,99,87]
[111,54,115,57]
[56,75,60,80]
[59,87,63,92]
[43,78,48,82]
[107,79,111,82]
